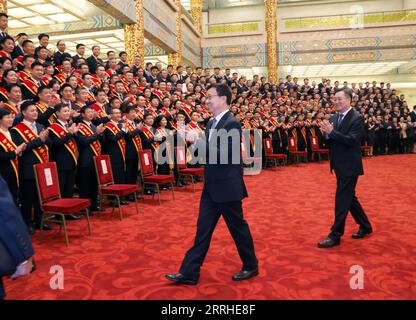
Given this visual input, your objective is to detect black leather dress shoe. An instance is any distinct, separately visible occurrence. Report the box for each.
[232,268,259,281]
[165,273,198,285]
[120,200,129,205]
[352,229,373,239]
[65,214,81,221]
[91,206,106,212]
[317,237,340,248]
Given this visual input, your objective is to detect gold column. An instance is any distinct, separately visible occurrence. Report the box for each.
[265,0,278,83]
[124,0,145,66]
[168,0,182,68]
[190,0,202,34]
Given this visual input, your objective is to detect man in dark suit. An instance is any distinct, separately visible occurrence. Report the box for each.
[76,106,105,212]
[86,45,104,74]
[10,100,53,235]
[166,84,258,285]
[48,104,80,220]
[318,89,373,248]
[0,175,35,300]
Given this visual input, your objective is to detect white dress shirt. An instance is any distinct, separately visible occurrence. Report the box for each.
[209,109,229,141]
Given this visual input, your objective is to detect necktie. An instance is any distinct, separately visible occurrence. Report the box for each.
[337,114,344,129]
[31,123,37,134]
[209,119,218,141]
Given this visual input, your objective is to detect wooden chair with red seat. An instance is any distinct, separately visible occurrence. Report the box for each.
[263,138,287,167]
[241,136,262,174]
[310,136,329,161]
[138,149,175,205]
[288,137,308,164]
[33,162,92,246]
[93,155,139,220]
[361,144,372,157]
[175,146,204,193]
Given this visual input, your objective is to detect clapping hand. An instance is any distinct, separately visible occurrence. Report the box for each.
[96,124,105,135]
[39,129,49,142]
[321,120,334,135]
[15,143,27,155]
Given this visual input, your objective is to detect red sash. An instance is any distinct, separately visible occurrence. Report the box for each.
[18,70,31,82]
[156,127,174,169]
[181,105,192,120]
[125,121,142,152]
[35,102,55,125]
[105,122,126,161]
[91,103,108,118]
[135,107,145,121]
[2,103,19,116]
[86,90,96,102]
[0,131,19,184]
[188,121,203,134]
[146,107,158,118]
[0,87,8,101]
[48,123,78,164]
[11,122,49,163]
[54,73,67,85]
[152,89,165,102]
[21,78,40,96]
[78,123,101,156]
[142,126,159,151]
[268,118,282,147]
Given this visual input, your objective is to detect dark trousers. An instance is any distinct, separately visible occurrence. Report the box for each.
[58,169,75,198]
[0,278,4,300]
[1,171,18,205]
[180,191,258,280]
[19,178,42,227]
[111,164,125,184]
[77,166,98,209]
[329,176,372,240]
[125,157,138,184]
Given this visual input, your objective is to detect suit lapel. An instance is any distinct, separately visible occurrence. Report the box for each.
[338,109,354,133]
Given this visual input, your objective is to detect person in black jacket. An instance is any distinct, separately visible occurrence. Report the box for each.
[48,104,81,220]
[103,108,126,184]
[0,108,26,204]
[318,89,373,248]
[0,175,35,300]
[166,84,258,285]
[123,105,142,188]
[76,106,105,212]
[10,100,53,235]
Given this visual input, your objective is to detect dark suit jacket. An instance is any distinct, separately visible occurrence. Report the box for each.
[104,124,126,166]
[0,175,34,297]
[10,123,52,180]
[53,51,66,67]
[49,123,77,171]
[202,111,248,203]
[86,56,104,74]
[76,122,102,168]
[328,109,365,177]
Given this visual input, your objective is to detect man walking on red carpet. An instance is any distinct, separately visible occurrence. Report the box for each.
[318,88,373,248]
[165,84,258,285]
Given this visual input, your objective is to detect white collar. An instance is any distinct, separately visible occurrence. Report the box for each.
[57,119,67,127]
[340,107,352,117]
[213,109,229,124]
[23,119,36,127]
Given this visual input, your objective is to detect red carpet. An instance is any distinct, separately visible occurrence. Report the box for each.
[5,155,416,300]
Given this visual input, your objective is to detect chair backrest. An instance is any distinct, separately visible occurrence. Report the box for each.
[288,137,298,152]
[175,146,187,169]
[138,149,155,177]
[94,155,114,186]
[263,138,273,154]
[33,162,60,204]
[310,136,319,151]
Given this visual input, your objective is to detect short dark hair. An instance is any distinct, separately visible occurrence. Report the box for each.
[38,33,49,41]
[20,100,36,112]
[55,103,70,113]
[31,61,44,69]
[338,88,353,101]
[80,105,93,114]
[0,107,12,119]
[119,51,127,57]
[214,83,232,105]
[22,40,33,47]
[0,13,8,19]
[125,105,136,114]
[76,43,85,50]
